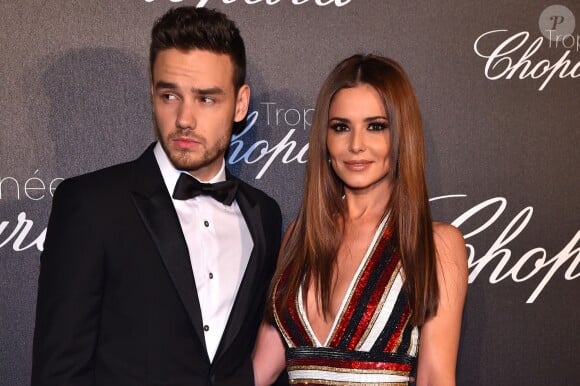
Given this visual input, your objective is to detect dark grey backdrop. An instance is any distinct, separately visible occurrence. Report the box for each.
[1,1,578,385]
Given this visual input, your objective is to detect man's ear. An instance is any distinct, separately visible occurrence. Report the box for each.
[234,84,250,122]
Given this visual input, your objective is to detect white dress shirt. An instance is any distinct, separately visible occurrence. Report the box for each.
[154,142,253,362]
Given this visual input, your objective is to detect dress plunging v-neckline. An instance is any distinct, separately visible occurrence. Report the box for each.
[296,214,390,347]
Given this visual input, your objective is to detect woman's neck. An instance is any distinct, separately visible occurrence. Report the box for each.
[343,180,392,222]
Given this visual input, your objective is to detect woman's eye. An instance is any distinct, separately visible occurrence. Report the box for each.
[330,123,349,132]
[368,122,388,131]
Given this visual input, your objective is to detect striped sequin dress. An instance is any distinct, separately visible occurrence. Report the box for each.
[273,216,418,385]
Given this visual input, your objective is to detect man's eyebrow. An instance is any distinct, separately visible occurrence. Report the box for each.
[153,82,225,96]
[154,81,177,90]
[192,87,225,95]
[155,80,225,95]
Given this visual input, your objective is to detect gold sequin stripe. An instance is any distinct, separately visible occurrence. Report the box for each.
[287,364,409,376]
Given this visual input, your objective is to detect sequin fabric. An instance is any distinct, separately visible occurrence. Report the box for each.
[273,217,418,385]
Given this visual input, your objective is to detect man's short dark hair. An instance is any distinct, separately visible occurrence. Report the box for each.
[150,7,246,92]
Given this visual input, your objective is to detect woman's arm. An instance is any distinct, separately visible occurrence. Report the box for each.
[253,322,287,386]
[253,221,297,385]
[415,223,468,386]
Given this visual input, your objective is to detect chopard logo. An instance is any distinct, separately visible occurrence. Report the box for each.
[229,102,312,180]
[473,5,579,90]
[144,0,354,7]
[432,195,579,304]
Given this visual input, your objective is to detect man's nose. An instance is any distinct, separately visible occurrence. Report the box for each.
[176,100,196,130]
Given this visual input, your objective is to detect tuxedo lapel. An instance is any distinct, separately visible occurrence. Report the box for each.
[129,145,208,355]
[214,176,266,360]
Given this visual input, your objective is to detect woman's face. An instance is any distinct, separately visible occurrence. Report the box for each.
[326,83,393,194]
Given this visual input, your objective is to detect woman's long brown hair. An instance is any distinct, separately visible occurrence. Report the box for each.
[271,54,439,326]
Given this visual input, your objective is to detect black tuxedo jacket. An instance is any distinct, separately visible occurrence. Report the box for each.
[32,144,283,386]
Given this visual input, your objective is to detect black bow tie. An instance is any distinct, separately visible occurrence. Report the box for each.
[172,173,238,206]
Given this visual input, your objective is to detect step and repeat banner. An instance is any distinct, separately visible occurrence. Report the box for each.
[1,1,578,385]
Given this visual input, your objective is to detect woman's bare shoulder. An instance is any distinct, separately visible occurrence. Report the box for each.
[432,222,466,261]
[431,222,468,292]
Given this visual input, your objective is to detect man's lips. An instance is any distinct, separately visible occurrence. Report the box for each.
[172,137,202,149]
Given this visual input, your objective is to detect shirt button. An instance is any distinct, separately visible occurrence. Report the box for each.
[203,325,209,332]
[209,272,214,279]
[204,220,210,227]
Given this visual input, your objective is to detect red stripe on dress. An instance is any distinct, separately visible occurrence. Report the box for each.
[347,245,401,350]
[288,356,412,372]
[329,227,396,348]
[384,301,411,352]
[336,238,385,348]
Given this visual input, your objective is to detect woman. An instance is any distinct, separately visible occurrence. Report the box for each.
[253,54,468,386]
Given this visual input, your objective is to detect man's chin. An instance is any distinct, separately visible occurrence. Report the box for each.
[169,152,221,174]
[169,157,202,172]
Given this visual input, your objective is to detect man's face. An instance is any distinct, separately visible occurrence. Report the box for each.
[151,48,249,180]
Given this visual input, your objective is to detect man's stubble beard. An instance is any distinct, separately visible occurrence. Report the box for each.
[154,121,231,174]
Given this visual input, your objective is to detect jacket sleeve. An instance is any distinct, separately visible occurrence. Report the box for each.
[31,179,104,386]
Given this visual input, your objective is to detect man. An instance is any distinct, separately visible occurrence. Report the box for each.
[32,7,283,386]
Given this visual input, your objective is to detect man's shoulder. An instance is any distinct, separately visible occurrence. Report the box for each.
[55,146,154,197]
[59,159,136,193]
[235,178,280,210]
